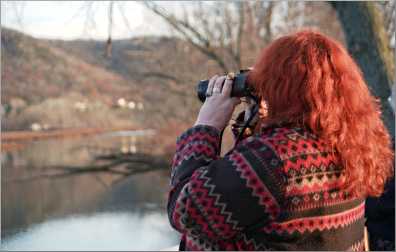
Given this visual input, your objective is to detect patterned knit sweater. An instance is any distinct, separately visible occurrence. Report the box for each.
[168,124,365,251]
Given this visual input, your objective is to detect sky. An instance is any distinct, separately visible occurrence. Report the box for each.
[0,1,286,42]
[1,1,172,40]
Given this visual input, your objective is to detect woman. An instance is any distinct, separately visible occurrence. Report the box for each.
[167,30,394,250]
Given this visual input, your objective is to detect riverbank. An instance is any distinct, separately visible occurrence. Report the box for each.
[1,126,137,152]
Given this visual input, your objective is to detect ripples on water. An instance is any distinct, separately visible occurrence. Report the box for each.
[1,212,179,251]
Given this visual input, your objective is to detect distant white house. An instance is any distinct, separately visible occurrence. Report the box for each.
[117,98,127,108]
[121,145,129,154]
[117,98,143,110]
[128,101,136,110]
[129,145,137,153]
[74,101,87,112]
[31,123,42,131]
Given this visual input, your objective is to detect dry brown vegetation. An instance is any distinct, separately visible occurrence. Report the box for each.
[0,2,347,157]
[2,1,393,153]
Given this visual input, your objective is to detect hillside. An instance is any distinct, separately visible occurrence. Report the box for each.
[47,35,215,121]
[1,28,212,131]
[1,29,142,105]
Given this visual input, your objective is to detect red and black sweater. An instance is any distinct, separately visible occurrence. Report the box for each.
[168,124,365,251]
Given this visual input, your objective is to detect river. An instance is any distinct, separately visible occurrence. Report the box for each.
[1,130,180,250]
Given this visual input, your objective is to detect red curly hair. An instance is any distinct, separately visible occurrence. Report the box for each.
[248,30,394,197]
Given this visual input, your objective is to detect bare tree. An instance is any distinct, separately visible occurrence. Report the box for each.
[331,2,395,137]
[6,1,26,30]
[105,1,114,58]
[377,1,395,49]
[6,152,169,184]
[143,1,275,73]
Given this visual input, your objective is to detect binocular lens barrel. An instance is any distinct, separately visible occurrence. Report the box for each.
[196,72,250,102]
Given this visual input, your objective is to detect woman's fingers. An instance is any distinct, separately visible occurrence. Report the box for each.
[206,75,218,97]
[222,76,233,97]
[213,76,226,94]
[195,75,241,131]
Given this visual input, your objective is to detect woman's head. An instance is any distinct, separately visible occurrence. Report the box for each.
[249,30,394,197]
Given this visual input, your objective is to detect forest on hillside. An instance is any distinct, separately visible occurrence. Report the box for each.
[2,1,394,136]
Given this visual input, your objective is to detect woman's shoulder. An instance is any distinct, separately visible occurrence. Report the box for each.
[252,123,335,163]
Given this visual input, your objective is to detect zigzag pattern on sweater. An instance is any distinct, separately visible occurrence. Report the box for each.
[169,125,366,250]
[185,228,219,251]
[262,201,365,234]
[238,233,269,251]
[229,151,280,220]
[189,167,242,238]
[173,183,222,239]
[172,142,218,169]
[171,151,217,183]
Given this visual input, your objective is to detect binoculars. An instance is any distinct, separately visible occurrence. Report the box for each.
[196,69,254,102]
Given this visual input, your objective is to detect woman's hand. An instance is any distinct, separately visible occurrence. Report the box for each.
[194,75,241,131]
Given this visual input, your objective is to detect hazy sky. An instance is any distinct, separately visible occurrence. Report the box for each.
[1,1,286,41]
[1,1,173,40]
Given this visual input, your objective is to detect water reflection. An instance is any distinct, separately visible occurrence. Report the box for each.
[1,130,178,250]
[1,211,179,251]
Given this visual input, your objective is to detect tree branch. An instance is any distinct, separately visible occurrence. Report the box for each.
[144,2,229,72]
[6,152,169,183]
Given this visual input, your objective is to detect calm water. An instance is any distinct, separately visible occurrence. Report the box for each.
[1,130,180,250]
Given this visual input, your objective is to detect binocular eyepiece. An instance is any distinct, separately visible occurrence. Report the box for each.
[196,69,254,102]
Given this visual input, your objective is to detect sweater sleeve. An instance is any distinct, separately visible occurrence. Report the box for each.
[167,125,286,240]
